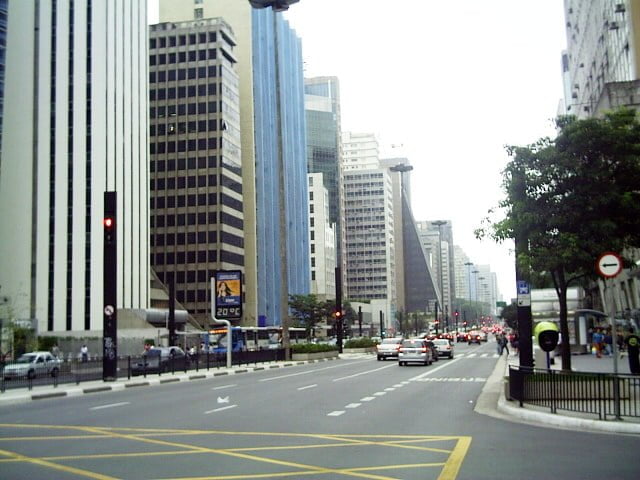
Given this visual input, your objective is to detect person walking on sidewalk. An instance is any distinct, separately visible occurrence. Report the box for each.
[592,328,604,358]
[625,328,640,374]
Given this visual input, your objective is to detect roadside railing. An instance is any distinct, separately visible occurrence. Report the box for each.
[509,365,640,421]
[0,348,288,392]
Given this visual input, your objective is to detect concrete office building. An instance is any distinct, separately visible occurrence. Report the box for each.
[159,1,310,327]
[148,19,243,327]
[304,76,345,286]
[0,1,149,333]
[308,173,336,299]
[562,0,640,118]
[341,132,396,333]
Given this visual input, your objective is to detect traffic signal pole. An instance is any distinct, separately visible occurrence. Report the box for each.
[103,192,118,381]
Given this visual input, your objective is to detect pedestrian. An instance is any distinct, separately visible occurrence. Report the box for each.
[80,344,89,363]
[51,343,60,359]
[496,335,503,355]
[501,335,510,356]
[511,332,520,356]
[604,329,613,356]
[592,328,603,358]
[625,328,640,375]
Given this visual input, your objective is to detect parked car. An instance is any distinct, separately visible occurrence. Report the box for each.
[131,346,189,375]
[398,339,434,366]
[2,351,61,380]
[432,338,455,358]
[376,337,403,361]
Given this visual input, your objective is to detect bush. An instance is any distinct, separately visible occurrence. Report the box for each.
[291,343,338,353]
[344,338,377,348]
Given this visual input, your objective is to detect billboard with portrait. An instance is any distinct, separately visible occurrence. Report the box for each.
[212,270,242,319]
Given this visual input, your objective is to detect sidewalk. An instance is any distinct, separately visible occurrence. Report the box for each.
[485,351,640,435]
[0,358,327,407]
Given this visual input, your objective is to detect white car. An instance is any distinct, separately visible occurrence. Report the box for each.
[2,351,61,380]
[432,339,455,358]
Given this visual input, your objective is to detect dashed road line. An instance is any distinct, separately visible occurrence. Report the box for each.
[211,384,236,390]
[204,405,237,414]
[297,384,317,391]
[327,411,345,417]
[89,402,130,411]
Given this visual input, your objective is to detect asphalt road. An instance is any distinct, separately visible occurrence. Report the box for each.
[1,342,639,479]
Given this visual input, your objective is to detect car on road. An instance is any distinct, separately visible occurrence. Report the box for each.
[467,331,483,345]
[2,351,61,380]
[398,339,434,366]
[376,337,403,361]
[131,346,189,375]
[432,338,455,358]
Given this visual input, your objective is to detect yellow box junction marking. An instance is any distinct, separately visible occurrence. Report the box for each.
[0,423,472,479]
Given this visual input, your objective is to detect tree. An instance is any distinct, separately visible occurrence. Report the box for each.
[288,294,325,339]
[500,303,518,331]
[479,108,640,370]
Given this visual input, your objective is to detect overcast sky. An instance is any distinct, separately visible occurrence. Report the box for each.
[149,0,568,301]
[285,0,568,300]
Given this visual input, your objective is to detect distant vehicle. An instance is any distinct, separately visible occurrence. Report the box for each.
[432,338,455,358]
[204,326,307,353]
[456,331,467,343]
[398,339,434,366]
[132,346,189,375]
[467,331,483,345]
[2,351,61,380]
[376,337,403,361]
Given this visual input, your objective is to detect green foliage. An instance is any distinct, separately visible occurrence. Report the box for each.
[38,336,59,351]
[344,337,377,348]
[479,107,640,370]
[499,303,518,330]
[291,343,338,353]
[13,327,37,356]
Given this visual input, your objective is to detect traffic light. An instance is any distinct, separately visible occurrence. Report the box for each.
[335,310,342,319]
[104,215,116,245]
[454,310,459,317]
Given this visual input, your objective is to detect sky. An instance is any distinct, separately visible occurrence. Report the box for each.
[283,0,568,300]
[149,0,568,302]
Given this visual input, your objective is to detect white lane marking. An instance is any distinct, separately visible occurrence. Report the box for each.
[409,355,465,381]
[332,363,397,382]
[360,397,376,402]
[384,387,395,391]
[481,353,489,358]
[466,353,477,358]
[259,363,346,382]
[328,411,345,417]
[393,384,404,388]
[345,403,361,409]
[205,405,238,414]
[212,384,236,390]
[373,392,386,396]
[90,402,130,411]
[297,384,318,391]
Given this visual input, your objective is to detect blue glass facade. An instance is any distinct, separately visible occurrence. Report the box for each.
[0,0,6,153]
[252,9,309,326]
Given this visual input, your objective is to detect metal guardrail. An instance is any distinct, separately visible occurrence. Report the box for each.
[0,349,287,393]
[509,365,640,421]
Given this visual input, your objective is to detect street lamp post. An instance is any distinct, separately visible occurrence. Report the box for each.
[431,220,447,332]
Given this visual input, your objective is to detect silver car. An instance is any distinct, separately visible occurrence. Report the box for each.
[432,338,455,358]
[2,351,61,380]
[376,337,403,361]
[398,339,434,366]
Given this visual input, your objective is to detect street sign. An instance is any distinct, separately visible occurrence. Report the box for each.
[212,270,243,319]
[596,252,623,278]
[517,281,530,295]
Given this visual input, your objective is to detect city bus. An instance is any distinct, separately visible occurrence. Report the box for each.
[205,326,306,353]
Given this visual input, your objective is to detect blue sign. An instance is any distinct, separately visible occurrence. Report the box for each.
[517,281,530,295]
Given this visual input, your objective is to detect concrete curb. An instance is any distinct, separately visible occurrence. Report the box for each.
[484,355,640,435]
[0,357,338,407]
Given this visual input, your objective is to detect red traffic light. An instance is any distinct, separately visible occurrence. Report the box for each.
[335,310,342,318]
[104,217,114,228]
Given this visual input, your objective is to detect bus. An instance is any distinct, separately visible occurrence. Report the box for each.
[205,326,306,353]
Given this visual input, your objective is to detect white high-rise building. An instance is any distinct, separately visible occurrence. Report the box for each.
[308,173,336,299]
[0,1,149,333]
[341,132,396,334]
